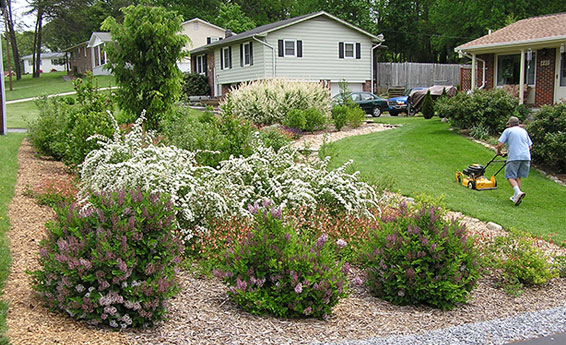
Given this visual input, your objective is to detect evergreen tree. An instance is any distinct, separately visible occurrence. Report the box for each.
[422,90,434,119]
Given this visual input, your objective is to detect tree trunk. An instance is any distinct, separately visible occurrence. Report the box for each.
[32,7,44,78]
[6,0,21,80]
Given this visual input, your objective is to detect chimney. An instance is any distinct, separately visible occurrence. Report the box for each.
[225,29,233,38]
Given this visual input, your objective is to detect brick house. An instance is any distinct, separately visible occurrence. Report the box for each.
[64,41,92,76]
[455,12,566,106]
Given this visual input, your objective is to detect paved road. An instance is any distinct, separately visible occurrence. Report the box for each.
[509,333,566,344]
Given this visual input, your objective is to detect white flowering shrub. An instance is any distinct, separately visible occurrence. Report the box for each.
[80,113,379,244]
[221,79,332,125]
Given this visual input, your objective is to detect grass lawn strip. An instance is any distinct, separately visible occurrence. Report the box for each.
[5,101,39,129]
[4,140,129,345]
[0,133,24,345]
[5,133,566,345]
[323,117,566,243]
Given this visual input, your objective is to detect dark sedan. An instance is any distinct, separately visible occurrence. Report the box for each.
[333,92,388,117]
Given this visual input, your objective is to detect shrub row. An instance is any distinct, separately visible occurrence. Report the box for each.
[527,104,566,173]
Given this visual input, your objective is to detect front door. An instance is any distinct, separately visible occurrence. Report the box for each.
[555,49,566,103]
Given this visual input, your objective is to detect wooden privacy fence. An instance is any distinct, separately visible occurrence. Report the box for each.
[375,62,463,93]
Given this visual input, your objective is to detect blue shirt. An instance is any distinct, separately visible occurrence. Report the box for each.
[498,126,532,161]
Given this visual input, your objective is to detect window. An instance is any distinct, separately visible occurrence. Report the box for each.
[196,55,206,74]
[497,52,537,86]
[194,22,198,30]
[561,53,566,87]
[100,44,106,65]
[339,42,361,59]
[28,60,33,66]
[344,42,355,58]
[361,93,375,101]
[240,42,253,66]
[221,47,232,70]
[284,40,296,57]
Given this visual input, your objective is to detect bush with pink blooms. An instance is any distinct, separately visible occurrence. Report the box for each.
[214,201,349,319]
[29,189,183,328]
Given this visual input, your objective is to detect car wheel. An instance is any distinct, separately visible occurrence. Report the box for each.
[389,110,398,116]
[372,107,382,117]
[407,104,416,116]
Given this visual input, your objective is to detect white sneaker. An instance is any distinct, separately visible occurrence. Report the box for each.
[514,192,526,206]
[510,196,516,202]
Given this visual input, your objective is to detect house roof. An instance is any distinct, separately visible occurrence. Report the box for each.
[88,32,112,47]
[190,11,383,54]
[181,17,226,32]
[456,12,566,52]
[21,52,66,60]
[63,41,88,52]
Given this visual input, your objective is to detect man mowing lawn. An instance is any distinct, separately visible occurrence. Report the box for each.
[496,116,532,206]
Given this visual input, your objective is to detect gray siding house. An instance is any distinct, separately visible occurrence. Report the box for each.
[190,11,385,97]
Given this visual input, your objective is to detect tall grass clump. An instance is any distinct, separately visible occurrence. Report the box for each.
[220,79,332,125]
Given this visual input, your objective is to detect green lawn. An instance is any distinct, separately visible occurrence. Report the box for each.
[4,72,114,101]
[6,101,40,128]
[0,133,24,344]
[324,117,566,242]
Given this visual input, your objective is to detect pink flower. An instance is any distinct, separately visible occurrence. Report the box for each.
[353,276,363,286]
[294,282,303,294]
[336,239,347,249]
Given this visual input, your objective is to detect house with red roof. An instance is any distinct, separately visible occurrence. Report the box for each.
[455,12,566,106]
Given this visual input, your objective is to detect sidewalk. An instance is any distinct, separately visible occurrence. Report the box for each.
[5,86,118,105]
[510,333,566,344]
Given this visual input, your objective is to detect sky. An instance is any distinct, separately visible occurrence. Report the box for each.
[5,0,36,32]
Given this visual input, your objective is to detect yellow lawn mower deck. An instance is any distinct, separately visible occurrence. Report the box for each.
[456,154,507,191]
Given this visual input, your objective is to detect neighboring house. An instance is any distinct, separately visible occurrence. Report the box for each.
[65,41,91,75]
[180,18,226,72]
[87,32,113,76]
[455,12,566,106]
[190,11,385,97]
[21,52,67,74]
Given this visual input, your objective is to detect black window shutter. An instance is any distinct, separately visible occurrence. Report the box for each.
[339,42,344,58]
[192,57,196,73]
[250,42,254,65]
[278,40,284,57]
[220,49,224,70]
[297,40,303,58]
[207,37,211,44]
[240,43,244,67]
[356,43,361,59]
[203,54,208,76]
[229,46,232,68]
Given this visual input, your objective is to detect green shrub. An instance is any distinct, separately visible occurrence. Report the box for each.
[214,201,349,319]
[284,109,306,130]
[331,105,349,131]
[220,79,332,125]
[363,203,480,310]
[182,72,211,97]
[485,233,557,295]
[258,126,292,152]
[28,97,69,160]
[470,124,490,140]
[436,89,528,135]
[421,90,434,119]
[30,189,183,328]
[303,107,326,132]
[527,104,566,173]
[555,256,566,278]
[161,106,255,167]
[64,96,76,105]
[346,106,365,128]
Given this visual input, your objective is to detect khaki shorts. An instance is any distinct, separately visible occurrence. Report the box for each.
[505,160,530,179]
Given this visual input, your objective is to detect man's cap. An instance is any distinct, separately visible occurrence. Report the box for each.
[507,116,520,126]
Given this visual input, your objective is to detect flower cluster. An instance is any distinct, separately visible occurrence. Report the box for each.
[80,113,379,245]
[220,79,332,126]
[29,188,183,328]
[214,202,349,319]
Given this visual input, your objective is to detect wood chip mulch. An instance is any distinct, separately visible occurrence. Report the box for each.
[4,138,566,345]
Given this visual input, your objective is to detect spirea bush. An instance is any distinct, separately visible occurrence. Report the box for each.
[220,79,332,125]
[29,188,183,328]
[527,104,566,173]
[81,113,379,245]
[214,201,349,319]
[364,203,480,310]
[435,89,528,135]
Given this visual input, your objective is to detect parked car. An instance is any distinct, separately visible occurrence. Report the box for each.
[387,87,427,116]
[333,92,388,117]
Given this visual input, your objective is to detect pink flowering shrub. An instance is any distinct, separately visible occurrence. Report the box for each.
[214,201,349,319]
[27,174,79,207]
[363,203,480,310]
[29,189,183,328]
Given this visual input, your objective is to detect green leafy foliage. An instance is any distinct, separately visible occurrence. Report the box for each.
[346,106,365,128]
[284,109,307,130]
[214,3,256,33]
[436,89,528,136]
[421,90,434,119]
[29,189,183,329]
[363,203,480,310]
[28,73,115,169]
[181,72,211,97]
[527,104,566,173]
[258,126,293,152]
[102,5,188,131]
[214,201,349,319]
[303,107,327,132]
[484,232,557,295]
[331,105,349,131]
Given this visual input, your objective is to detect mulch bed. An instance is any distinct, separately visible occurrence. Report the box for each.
[4,139,566,345]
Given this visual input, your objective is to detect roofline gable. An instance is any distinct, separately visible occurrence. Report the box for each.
[455,34,566,52]
[181,17,227,33]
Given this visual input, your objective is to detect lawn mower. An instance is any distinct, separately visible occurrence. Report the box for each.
[456,153,507,190]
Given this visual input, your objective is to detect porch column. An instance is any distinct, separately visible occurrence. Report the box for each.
[519,49,525,104]
[471,54,477,91]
